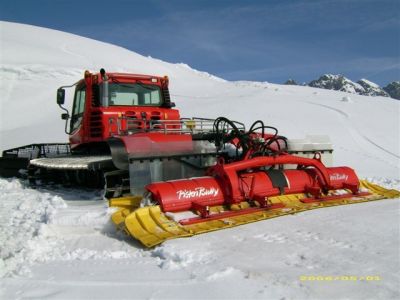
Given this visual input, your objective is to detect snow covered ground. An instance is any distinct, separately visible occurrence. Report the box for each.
[0,21,399,299]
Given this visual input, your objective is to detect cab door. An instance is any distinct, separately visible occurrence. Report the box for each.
[69,84,86,147]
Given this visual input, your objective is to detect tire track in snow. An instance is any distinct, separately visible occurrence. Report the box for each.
[305,101,400,160]
[0,68,17,105]
[1,277,196,288]
[0,65,81,79]
[60,43,94,66]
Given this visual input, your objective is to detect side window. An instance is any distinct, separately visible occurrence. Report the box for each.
[71,86,86,132]
[146,90,160,104]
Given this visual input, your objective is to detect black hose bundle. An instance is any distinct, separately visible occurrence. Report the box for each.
[213,117,247,159]
[213,117,288,160]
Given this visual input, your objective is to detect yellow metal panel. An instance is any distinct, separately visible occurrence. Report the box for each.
[109,196,142,209]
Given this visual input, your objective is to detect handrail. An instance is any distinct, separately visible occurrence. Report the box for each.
[111,116,246,136]
[2,143,71,159]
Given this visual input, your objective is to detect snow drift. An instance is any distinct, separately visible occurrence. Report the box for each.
[0,21,399,299]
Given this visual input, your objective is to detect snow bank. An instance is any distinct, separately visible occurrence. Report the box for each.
[0,179,66,277]
[0,178,144,279]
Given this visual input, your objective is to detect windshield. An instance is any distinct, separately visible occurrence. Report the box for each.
[105,83,162,106]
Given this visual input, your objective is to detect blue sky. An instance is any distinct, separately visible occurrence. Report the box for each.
[1,0,399,85]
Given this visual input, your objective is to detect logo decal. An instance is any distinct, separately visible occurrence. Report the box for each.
[330,173,349,181]
[177,187,219,199]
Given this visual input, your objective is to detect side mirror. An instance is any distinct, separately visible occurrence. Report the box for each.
[163,102,176,108]
[57,88,65,105]
[61,113,69,120]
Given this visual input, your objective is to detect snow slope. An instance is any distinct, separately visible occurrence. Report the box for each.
[0,21,399,299]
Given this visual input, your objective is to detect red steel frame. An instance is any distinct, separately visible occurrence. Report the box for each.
[147,154,369,226]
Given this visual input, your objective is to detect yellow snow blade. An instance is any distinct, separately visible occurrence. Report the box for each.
[109,195,142,209]
[109,196,142,227]
[359,180,400,198]
[110,180,399,248]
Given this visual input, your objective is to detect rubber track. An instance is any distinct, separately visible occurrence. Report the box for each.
[110,180,400,248]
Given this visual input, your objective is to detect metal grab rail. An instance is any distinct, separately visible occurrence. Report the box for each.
[109,117,245,136]
[2,143,71,159]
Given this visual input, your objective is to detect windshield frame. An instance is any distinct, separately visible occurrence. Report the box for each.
[101,82,163,107]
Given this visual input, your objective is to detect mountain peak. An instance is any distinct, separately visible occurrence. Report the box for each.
[357,79,389,97]
[284,79,298,85]
[309,74,365,94]
[306,74,392,98]
[383,81,400,100]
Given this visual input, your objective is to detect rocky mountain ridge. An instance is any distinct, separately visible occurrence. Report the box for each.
[285,74,399,99]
